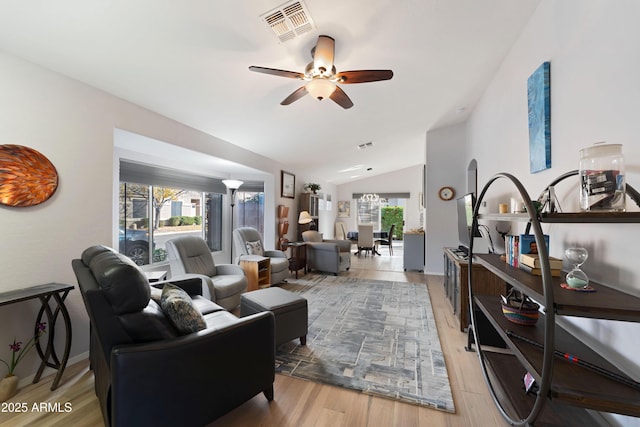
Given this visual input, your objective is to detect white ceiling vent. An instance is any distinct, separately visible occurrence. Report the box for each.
[260,1,315,43]
[357,142,374,150]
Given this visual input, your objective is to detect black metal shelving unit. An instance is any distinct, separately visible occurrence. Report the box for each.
[468,172,640,426]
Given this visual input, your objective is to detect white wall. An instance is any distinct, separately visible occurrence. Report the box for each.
[465,1,640,425]
[425,123,469,274]
[337,164,425,234]
[275,175,338,240]
[0,51,293,379]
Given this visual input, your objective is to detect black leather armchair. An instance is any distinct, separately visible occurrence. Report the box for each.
[72,245,275,427]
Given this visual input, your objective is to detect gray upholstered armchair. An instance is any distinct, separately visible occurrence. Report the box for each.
[166,235,247,310]
[233,227,289,285]
[302,230,351,275]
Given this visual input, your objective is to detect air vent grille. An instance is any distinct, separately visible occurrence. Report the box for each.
[261,1,315,43]
[357,142,374,150]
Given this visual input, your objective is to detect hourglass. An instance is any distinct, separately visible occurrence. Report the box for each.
[564,247,589,288]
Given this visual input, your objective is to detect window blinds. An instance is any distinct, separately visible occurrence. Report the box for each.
[119,160,266,194]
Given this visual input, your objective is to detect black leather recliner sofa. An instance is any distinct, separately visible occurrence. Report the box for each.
[72,245,275,426]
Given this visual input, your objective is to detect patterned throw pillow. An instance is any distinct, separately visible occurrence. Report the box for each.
[160,283,206,335]
[245,240,264,256]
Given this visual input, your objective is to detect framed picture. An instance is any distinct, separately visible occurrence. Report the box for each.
[338,200,350,217]
[281,170,295,199]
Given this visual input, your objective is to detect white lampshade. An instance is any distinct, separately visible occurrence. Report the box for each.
[222,179,243,190]
[298,211,313,224]
[305,78,336,100]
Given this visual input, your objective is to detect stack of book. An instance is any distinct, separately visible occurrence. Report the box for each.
[519,253,563,276]
[504,234,520,267]
[504,234,550,268]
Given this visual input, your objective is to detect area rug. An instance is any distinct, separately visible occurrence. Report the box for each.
[276,275,455,413]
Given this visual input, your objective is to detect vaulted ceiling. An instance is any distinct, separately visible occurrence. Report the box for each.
[0,0,540,184]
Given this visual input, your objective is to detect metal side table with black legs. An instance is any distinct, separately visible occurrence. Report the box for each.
[0,282,74,390]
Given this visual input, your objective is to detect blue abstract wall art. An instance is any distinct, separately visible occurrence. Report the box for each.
[527,62,551,173]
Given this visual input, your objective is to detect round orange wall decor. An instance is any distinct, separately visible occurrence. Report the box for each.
[0,144,59,207]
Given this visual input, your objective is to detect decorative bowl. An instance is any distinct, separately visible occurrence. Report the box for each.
[500,290,540,326]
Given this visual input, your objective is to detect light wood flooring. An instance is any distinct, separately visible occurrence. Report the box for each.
[0,242,508,427]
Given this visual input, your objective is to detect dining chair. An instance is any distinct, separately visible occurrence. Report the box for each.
[357,224,375,257]
[376,224,395,255]
[334,222,348,240]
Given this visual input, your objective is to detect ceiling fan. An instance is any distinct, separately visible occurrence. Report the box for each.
[249,35,393,109]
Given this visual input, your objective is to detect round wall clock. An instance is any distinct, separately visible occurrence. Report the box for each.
[438,186,455,201]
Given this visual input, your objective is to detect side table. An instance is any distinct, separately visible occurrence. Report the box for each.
[0,283,74,390]
[286,241,307,279]
[144,270,168,283]
[239,255,271,291]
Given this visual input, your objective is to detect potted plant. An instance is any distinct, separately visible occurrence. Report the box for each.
[0,322,46,401]
[304,183,321,194]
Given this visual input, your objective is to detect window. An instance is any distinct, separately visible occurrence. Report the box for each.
[237,191,265,236]
[119,183,223,266]
[355,194,408,234]
[357,198,386,228]
[120,183,152,265]
[205,193,223,252]
[118,160,266,266]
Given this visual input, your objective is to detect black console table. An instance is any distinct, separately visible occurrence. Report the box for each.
[0,283,73,390]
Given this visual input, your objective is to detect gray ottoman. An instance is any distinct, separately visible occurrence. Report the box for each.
[240,287,308,346]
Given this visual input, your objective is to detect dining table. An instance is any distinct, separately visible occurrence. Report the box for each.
[346,231,388,256]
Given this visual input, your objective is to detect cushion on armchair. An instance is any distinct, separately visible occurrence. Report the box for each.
[245,240,264,256]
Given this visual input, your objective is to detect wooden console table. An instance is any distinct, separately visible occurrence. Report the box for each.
[443,248,505,332]
[0,283,74,390]
[240,256,271,291]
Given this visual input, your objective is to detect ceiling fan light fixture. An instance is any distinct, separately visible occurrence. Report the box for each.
[305,78,336,100]
[250,35,392,109]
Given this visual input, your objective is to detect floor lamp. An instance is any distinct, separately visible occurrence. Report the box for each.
[222,179,243,263]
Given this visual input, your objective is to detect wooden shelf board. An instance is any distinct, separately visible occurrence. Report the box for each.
[478,211,640,223]
[479,213,530,222]
[475,294,640,417]
[483,352,600,426]
[541,211,640,223]
[474,254,640,322]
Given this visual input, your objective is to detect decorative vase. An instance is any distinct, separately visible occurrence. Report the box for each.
[0,375,19,402]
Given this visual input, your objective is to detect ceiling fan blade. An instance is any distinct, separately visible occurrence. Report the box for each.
[281,86,308,105]
[329,86,354,109]
[335,70,394,84]
[249,66,304,80]
[312,35,335,74]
